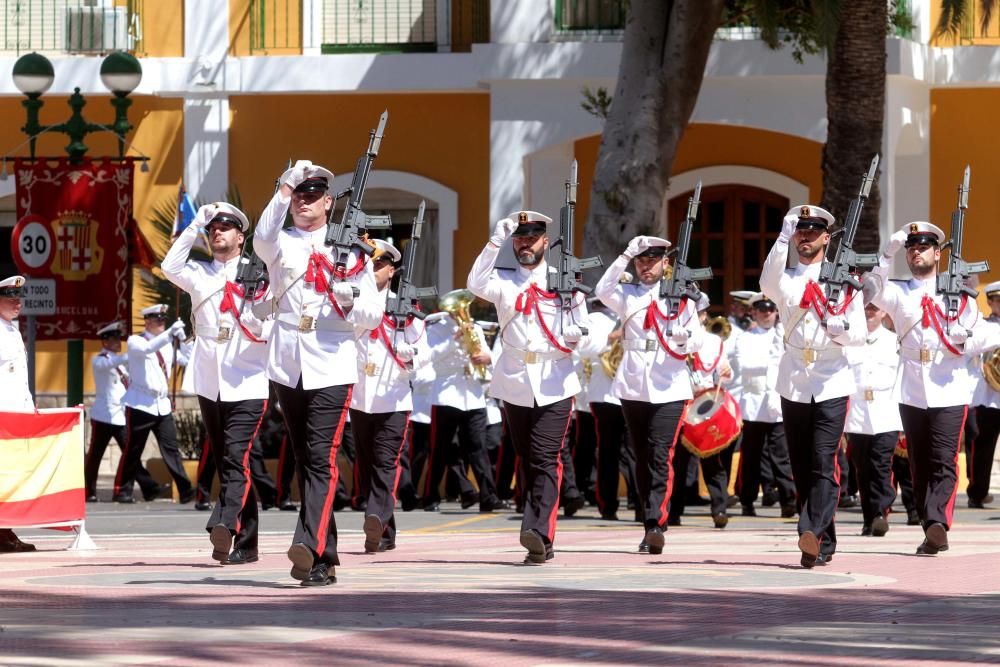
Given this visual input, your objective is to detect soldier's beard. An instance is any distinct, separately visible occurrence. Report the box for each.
[517,248,544,266]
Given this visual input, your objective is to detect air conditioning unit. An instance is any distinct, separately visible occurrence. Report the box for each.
[65,6,131,54]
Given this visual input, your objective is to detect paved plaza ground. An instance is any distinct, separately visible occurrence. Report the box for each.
[2,499,999,666]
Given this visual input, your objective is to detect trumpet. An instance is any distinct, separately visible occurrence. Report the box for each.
[438,289,490,382]
[706,315,732,340]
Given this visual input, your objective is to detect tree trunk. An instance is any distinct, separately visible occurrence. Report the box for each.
[584,0,726,268]
[820,0,887,253]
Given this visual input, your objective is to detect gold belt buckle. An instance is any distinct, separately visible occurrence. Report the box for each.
[864,388,874,402]
[919,347,931,364]
[803,346,816,365]
[645,340,657,352]
[216,326,232,342]
[524,351,538,364]
[364,362,378,376]
[298,315,314,332]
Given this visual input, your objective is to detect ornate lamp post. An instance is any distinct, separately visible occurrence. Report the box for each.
[11,51,143,406]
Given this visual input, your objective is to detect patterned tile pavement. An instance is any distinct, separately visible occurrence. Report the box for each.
[2,505,999,666]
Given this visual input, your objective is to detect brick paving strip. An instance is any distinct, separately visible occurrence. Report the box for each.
[1,511,999,666]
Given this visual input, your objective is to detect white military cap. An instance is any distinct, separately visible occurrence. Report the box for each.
[372,239,401,263]
[789,204,835,230]
[206,202,251,233]
[634,236,672,258]
[901,221,945,246]
[96,321,125,337]
[0,275,26,298]
[695,292,710,312]
[984,281,1000,297]
[281,163,336,194]
[508,210,554,237]
[749,292,776,308]
[729,290,756,304]
[140,304,169,318]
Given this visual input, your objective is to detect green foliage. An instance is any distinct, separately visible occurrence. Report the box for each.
[581,85,613,121]
[935,0,997,39]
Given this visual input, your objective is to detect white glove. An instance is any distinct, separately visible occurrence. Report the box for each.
[332,282,355,308]
[281,159,313,189]
[239,312,264,338]
[778,210,799,243]
[825,315,847,337]
[490,218,517,246]
[670,326,690,346]
[948,327,969,347]
[563,324,583,345]
[169,319,186,340]
[883,229,908,258]
[395,341,416,362]
[193,204,216,229]
[624,235,654,259]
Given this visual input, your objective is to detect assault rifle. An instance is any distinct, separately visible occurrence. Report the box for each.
[325,111,392,287]
[937,166,989,328]
[659,181,712,334]
[385,200,437,328]
[235,159,290,312]
[545,160,603,334]
[818,154,881,322]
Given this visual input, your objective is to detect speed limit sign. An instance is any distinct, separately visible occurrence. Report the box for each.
[11,215,54,272]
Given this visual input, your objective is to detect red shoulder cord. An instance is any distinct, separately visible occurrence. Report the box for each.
[642,298,689,361]
[799,279,857,319]
[514,283,573,354]
[369,313,419,370]
[304,252,367,318]
[692,334,723,373]
[920,293,969,356]
[219,281,267,343]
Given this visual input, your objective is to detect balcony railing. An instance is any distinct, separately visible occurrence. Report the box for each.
[321,0,437,53]
[1,0,143,56]
[554,0,623,35]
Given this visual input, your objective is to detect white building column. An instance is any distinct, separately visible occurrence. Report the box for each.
[303,0,323,55]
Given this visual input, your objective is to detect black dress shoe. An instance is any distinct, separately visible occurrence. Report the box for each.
[333,495,350,511]
[377,538,396,552]
[85,494,98,503]
[813,553,831,566]
[838,494,858,509]
[112,494,136,504]
[761,490,779,507]
[712,512,729,529]
[279,500,298,512]
[301,562,335,586]
[917,522,949,555]
[422,501,441,512]
[461,493,480,510]
[780,504,797,518]
[520,529,548,564]
[143,483,171,502]
[871,514,889,537]
[860,524,873,536]
[179,488,197,504]
[351,500,368,512]
[725,494,740,509]
[210,524,232,563]
[907,509,921,526]
[400,494,419,512]
[563,495,586,517]
[479,497,511,512]
[261,502,275,511]
[287,543,314,581]
[224,548,259,565]
[0,533,36,553]
[194,500,212,512]
[798,531,820,568]
[600,512,619,521]
[642,526,665,555]
[363,515,384,553]
[741,504,756,517]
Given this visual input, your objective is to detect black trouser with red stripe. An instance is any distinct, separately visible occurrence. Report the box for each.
[494,417,518,502]
[196,433,278,507]
[573,410,597,501]
[969,406,1000,503]
[274,380,351,566]
[114,408,193,499]
[198,396,267,551]
[846,431,898,526]
[620,399,685,533]
[781,396,849,557]
[275,435,296,505]
[893,453,916,513]
[738,421,795,508]
[423,406,499,506]
[591,401,629,517]
[396,421,430,507]
[899,404,967,530]
[503,398,573,545]
[85,419,158,498]
[351,409,409,542]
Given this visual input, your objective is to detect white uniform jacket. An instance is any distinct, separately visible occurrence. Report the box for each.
[575,309,621,406]
[972,314,1000,409]
[467,243,588,408]
[729,326,783,423]
[759,239,866,402]
[351,289,428,414]
[870,267,1000,409]
[410,361,435,424]
[844,325,903,435]
[0,318,32,411]
[427,314,488,411]
[593,254,705,404]
[122,330,191,417]
[254,191,383,390]
[91,351,128,425]
[161,225,269,402]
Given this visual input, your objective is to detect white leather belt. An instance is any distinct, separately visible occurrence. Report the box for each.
[622,339,659,352]
[900,346,952,364]
[504,346,569,364]
[276,312,354,333]
[784,343,844,364]
[195,325,234,341]
[745,376,767,394]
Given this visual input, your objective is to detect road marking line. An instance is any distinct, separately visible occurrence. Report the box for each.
[411,514,497,533]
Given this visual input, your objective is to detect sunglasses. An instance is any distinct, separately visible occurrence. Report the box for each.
[754,304,777,313]
[291,191,325,204]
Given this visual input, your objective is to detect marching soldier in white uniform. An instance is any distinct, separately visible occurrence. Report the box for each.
[162,202,269,565]
[254,160,382,585]
[968,280,1000,508]
[844,298,903,536]
[0,275,36,553]
[594,236,705,555]
[729,294,796,518]
[727,290,755,337]
[113,304,195,504]
[350,240,428,553]
[760,205,866,568]
[467,211,589,564]
[869,222,1000,555]
[85,321,163,502]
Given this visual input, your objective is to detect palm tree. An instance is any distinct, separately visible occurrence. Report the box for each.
[937,0,997,38]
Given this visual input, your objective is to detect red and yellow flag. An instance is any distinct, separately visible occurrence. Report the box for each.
[0,408,85,528]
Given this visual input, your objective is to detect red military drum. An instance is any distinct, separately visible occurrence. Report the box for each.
[894,434,908,459]
[680,387,743,458]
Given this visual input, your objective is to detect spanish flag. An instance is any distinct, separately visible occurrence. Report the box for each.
[0,408,85,528]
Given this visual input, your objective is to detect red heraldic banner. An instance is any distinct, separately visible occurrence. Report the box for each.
[12,158,133,339]
[0,408,85,528]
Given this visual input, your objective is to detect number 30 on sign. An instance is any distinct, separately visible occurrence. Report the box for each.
[11,216,54,272]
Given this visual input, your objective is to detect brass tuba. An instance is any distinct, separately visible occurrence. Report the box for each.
[439,289,490,382]
[599,340,623,379]
[706,315,732,340]
[984,349,1000,392]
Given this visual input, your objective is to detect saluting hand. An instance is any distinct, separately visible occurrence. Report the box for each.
[883,229,908,258]
[193,204,217,229]
[490,218,517,246]
[623,236,653,259]
[281,160,313,190]
[779,209,799,243]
